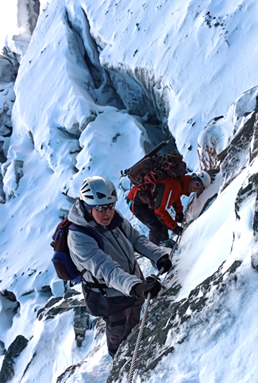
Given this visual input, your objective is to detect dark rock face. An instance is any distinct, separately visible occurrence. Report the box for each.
[0,335,28,383]
[0,341,5,356]
[219,99,258,190]
[251,253,258,273]
[0,290,20,319]
[37,289,90,348]
[108,260,243,383]
[250,113,258,163]
[235,172,258,237]
[1,290,17,302]
[0,48,19,83]
[74,306,90,347]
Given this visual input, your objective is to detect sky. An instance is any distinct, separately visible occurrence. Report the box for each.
[0,2,17,49]
[1,0,258,382]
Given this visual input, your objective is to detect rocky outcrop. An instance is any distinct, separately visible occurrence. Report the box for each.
[108,85,258,382]
[0,290,20,320]
[0,341,5,356]
[197,116,225,170]
[37,289,90,348]
[0,48,19,203]
[108,260,243,382]
[218,90,258,189]
[17,0,40,35]
[219,109,257,189]
[0,335,28,383]
[56,317,106,383]
[65,8,173,145]
[197,87,258,183]
[0,0,39,202]
[235,172,258,237]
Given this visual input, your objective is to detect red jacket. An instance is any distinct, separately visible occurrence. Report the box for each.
[128,175,191,230]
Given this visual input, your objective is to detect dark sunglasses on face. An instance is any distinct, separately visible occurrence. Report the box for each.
[94,203,116,212]
[194,179,204,189]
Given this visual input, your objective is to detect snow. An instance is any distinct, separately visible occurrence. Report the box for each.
[0,0,258,382]
[177,170,247,299]
[147,265,258,383]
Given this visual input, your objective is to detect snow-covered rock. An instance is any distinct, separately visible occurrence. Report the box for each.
[1,0,258,382]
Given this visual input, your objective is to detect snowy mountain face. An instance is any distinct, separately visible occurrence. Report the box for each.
[1,0,258,382]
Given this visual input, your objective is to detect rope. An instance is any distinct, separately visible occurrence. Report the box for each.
[169,230,181,258]
[127,267,164,383]
[127,225,186,382]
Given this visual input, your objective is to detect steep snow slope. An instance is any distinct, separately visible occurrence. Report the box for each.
[0,0,258,382]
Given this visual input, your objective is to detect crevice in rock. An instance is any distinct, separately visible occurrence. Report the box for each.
[20,351,37,382]
[65,7,177,153]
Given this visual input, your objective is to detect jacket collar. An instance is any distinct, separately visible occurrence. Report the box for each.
[82,200,123,231]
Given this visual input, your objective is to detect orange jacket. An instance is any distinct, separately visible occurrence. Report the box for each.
[128,175,191,230]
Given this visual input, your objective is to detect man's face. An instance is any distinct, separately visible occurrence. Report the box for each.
[188,178,205,194]
[90,203,116,226]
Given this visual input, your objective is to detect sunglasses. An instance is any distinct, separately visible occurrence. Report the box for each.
[94,203,116,212]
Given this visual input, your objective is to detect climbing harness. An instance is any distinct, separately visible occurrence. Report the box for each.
[127,267,164,383]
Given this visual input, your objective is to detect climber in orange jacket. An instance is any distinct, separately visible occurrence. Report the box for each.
[127,171,211,246]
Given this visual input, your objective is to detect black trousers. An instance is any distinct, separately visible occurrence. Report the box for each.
[82,283,144,358]
[103,297,144,358]
[130,200,169,245]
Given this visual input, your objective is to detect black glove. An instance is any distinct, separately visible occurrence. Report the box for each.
[175,212,184,223]
[130,283,145,299]
[173,225,183,236]
[156,255,172,274]
[144,275,162,299]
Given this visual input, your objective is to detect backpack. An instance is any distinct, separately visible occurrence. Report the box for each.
[128,152,187,203]
[50,217,105,286]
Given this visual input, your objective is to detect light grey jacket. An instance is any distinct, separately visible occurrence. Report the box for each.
[67,200,168,297]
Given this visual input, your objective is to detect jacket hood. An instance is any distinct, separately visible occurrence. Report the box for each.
[68,199,123,230]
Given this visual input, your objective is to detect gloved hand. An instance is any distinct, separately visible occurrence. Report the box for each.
[175,212,184,223]
[130,283,145,299]
[173,225,183,236]
[156,255,172,274]
[144,275,162,299]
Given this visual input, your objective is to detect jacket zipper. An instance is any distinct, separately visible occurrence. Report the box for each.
[111,230,134,273]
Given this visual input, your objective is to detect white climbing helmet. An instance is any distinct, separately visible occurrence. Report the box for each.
[194,171,211,189]
[80,176,118,205]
